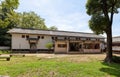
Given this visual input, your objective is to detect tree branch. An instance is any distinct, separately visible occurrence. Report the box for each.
[110,2,115,27]
[101,0,110,21]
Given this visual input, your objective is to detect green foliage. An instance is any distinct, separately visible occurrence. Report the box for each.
[16,11,47,29]
[89,14,108,34]
[0,19,9,28]
[0,0,19,46]
[1,0,19,10]
[112,56,120,63]
[0,0,19,28]
[0,50,11,54]
[49,26,58,30]
[6,11,21,27]
[0,0,57,46]
[45,42,53,49]
[86,0,120,34]
[86,0,102,15]
[0,55,120,77]
[86,0,120,15]
[86,0,120,62]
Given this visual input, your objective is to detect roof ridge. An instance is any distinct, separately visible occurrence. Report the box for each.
[113,36,120,38]
[14,27,95,35]
[8,27,105,39]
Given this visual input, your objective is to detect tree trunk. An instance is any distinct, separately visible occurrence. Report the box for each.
[104,26,113,63]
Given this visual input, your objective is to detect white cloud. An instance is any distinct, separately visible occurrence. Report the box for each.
[18,0,120,35]
[17,0,92,33]
[45,12,92,33]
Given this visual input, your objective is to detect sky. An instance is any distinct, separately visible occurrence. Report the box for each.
[16,0,120,37]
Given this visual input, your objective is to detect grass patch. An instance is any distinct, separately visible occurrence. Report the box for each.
[0,55,120,77]
[112,56,120,63]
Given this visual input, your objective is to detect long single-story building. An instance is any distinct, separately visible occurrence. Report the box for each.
[8,28,105,53]
[112,36,120,53]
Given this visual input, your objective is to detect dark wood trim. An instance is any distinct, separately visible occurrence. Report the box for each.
[11,49,54,53]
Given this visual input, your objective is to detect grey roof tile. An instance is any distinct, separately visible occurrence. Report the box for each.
[8,28,104,39]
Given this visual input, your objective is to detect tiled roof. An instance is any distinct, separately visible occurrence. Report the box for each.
[113,36,120,42]
[113,36,120,38]
[8,28,105,39]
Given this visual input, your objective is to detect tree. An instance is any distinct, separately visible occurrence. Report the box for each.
[0,0,19,28]
[16,12,47,29]
[49,26,58,30]
[86,0,120,63]
[0,0,19,46]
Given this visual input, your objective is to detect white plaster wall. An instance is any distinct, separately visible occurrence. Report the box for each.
[12,34,29,49]
[12,34,53,49]
[113,38,120,42]
[84,49,100,53]
[37,36,53,49]
[29,35,37,38]
[112,46,120,51]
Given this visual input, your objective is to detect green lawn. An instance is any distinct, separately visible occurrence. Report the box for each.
[0,54,120,77]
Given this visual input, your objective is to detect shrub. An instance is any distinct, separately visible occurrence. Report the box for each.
[0,50,11,54]
[45,42,53,49]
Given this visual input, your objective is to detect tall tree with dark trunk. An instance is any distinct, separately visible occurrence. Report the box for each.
[86,0,120,63]
[0,0,19,46]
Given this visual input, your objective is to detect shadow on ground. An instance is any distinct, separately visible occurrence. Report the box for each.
[100,62,120,77]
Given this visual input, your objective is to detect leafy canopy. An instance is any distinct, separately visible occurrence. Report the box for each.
[0,0,19,46]
[86,0,120,15]
[86,0,120,34]
[16,12,47,29]
[0,0,19,28]
[89,14,108,34]
[48,26,58,30]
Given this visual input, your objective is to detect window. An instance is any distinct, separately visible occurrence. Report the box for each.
[70,37,76,40]
[58,44,67,48]
[64,37,67,40]
[87,38,90,40]
[67,37,70,40]
[41,36,44,39]
[84,44,92,49]
[96,39,99,41]
[81,38,86,40]
[112,43,120,46]
[84,43,100,49]
[22,35,25,38]
[95,44,100,49]
[76,37,79,40]
[38,36,40,39]
[90,38,96,41]
[57,37,64,40]
[52,37,54,40]
[55,37,57,40]
[26,35,29,38]
[100,39,104,41]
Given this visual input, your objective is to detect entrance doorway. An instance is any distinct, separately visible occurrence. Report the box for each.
[30,43,37,53]
[69,42,82,52]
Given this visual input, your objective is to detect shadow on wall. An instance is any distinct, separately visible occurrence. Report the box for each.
[100,62,120,77]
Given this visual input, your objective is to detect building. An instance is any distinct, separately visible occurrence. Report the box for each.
[8,28,105,53]
[112,36,120,52]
